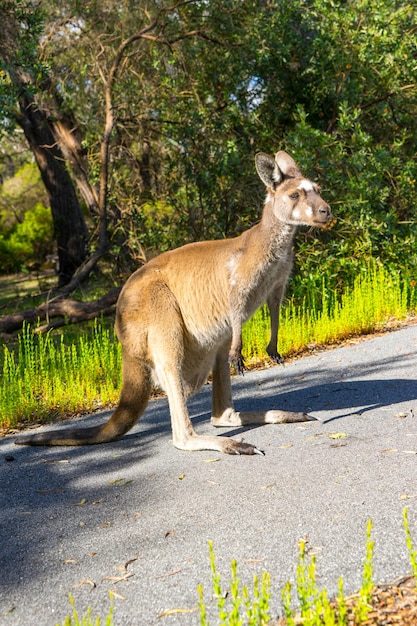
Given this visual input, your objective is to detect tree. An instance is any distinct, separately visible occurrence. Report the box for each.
[0,0,254,328]
[0,0,89,286]
[1,0,250,290]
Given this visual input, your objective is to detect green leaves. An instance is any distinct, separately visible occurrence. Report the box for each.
[0,0,48,131]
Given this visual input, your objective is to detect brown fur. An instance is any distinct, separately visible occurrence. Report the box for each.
[16,151,333,455]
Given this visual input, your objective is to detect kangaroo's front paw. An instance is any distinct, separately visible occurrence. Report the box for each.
[228,350,246,375]
[266,346,284,365]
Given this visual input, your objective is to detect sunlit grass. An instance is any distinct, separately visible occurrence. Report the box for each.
[243,263,416,363]
[57,592,114,626]
[0,319,122,431]
[197,509,416,625]
[0,263,415,431]
[57,509,417,625]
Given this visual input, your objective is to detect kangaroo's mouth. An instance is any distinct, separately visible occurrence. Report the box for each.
[315,215,337,229]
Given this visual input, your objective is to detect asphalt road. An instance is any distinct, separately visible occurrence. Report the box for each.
[1,323,417,625]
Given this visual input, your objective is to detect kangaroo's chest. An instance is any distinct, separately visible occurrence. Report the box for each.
[240,253,293,318]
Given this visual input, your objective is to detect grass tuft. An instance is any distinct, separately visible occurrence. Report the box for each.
[57,592,114,626]
[403,508,417,587]
[0,319,122,431]
[243,262,416,364]
[198,508,417,625]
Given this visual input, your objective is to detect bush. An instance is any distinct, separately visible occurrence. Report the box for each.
[0,201,54,272]
[281,106,417,301]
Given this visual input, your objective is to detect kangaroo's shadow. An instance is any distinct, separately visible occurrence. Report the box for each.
[244,378,417,415]
[88,377,417,444]
[187,378,417,438]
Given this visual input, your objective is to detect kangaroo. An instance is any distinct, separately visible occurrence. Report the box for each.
[16,151,333,455]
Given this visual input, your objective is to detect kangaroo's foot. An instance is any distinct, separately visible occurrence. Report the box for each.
[211,408,316,427]
[267,349,285,365]
[173,433,264,456]
[228,350,246,375]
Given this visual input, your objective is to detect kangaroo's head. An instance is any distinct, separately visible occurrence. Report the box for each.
[255,151,333,228]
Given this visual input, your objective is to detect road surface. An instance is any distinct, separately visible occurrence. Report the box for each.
[1,323,417,625]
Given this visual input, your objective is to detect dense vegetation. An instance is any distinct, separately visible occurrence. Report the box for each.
[0,0,416,302]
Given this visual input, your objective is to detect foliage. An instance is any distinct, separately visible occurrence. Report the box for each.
[0,0,47,134]
[0,162,54,271]
[0,202,54,272]
[281,107,417,298]
[0,0,415,291]
[0,163,48,225]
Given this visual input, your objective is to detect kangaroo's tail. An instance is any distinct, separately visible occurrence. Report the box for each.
[15,356,151,446]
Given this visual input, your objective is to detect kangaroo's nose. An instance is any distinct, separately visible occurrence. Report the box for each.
[320,204,336,229]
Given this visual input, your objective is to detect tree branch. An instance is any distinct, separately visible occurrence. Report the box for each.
[0,287,122,334]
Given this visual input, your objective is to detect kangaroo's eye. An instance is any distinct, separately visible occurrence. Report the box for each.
[289,192,299,200]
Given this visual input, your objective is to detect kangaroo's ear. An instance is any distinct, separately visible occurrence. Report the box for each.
[255,153,283,188]
[274,151,302,178]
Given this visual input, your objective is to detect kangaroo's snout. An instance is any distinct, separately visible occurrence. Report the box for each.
[315,203,334,226]
[318,204,336,229]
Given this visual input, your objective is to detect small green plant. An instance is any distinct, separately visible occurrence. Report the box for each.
[208,539,228,622]
[199,540,271,625]
[281,538,343,626]
[403,507,417,586]
[355,519,374,622]
[57,593,114,626]
[199,510,417,625]
[336,578,347,626]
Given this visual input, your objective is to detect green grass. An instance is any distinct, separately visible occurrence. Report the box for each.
[243,263,416,363]
[57,593,114,626]
[199,541,272,625]
[0,319,122,431]
[196,509,417,625]
[0,263,415,431]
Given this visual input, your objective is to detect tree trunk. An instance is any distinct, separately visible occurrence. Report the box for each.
[17,85,89,286]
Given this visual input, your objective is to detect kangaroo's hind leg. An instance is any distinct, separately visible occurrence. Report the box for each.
[146,297,262,455]
[211,346,313,430]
